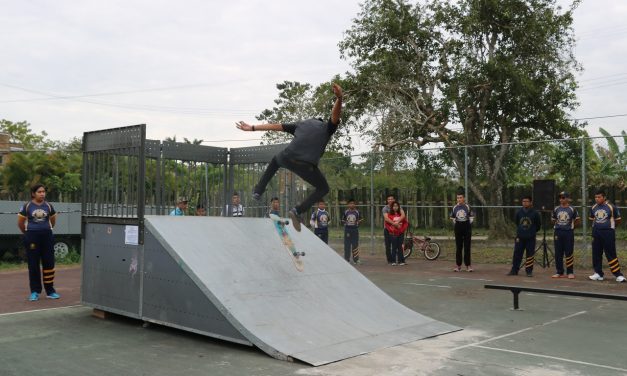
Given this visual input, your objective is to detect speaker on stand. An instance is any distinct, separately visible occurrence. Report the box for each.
[533,179,555,268]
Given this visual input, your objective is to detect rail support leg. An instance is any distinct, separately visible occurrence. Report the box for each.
[512,289,521,310]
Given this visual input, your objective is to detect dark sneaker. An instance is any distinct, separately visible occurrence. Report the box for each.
[526,272,533,277]
[288,208,301,232]
[506,271,518,276]
[252,191,261,201]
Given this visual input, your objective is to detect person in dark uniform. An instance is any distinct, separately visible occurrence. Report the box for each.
[450,191,474,272]
[507,195,542,277]
[588,189,624,283]
[235,83,343,231]
[551,191,579,279]
[310,200,330,244]
[17,184,60,301]
[342,198,362,264]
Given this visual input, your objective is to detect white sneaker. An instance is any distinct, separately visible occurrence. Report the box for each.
[589,273,604,281]
[617,276,626,283]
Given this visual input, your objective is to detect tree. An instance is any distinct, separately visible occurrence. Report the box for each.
[339,0,583,237]
[588,128,627,191]
[0,121,82,200]
[0,119,54,149]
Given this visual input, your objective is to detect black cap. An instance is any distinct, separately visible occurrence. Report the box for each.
[558,191,569,198]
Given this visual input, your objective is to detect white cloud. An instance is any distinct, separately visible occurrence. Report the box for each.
[0,0,625,152]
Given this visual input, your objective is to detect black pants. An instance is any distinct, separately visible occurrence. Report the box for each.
[511,236,536,274]
[255,151,329,215]
[554,229,574,275]
[344,227,359,262]
[454,221,472,267]
[384,228,392,263]
[314,228,329,244]
[390,234,405,264]
[23,230,56,295]
[592,229,623,277]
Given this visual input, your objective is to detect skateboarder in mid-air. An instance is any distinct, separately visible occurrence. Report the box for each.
[236,83,343,231]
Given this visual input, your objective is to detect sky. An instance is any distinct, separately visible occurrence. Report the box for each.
[0,0,625,152]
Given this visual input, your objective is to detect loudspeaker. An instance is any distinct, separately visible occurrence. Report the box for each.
[533,179,555,211]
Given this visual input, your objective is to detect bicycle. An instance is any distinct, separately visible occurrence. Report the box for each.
[401,231,441,260]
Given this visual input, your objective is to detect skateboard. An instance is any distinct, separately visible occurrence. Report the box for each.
[269,214,305,271]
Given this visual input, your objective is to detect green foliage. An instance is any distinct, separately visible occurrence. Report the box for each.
[588,128,627,190]
[0,119,54,149]
[336,0,583,237]
[57,249,81,264]
[0,120,82,200]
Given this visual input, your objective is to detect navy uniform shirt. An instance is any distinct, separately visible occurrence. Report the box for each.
[515,207,542,238]
[310,209,330,231]
[552,205,578,231]
[589,201,621,231]
[450,204,473,223]
[18,201,56,231]
[282,118,338,165]
[343,209,361,228]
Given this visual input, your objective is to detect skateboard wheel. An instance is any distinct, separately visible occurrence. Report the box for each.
[284,220,290,225]
[300,252,306,256]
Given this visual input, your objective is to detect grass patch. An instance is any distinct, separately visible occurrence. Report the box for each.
[0,247,81,271]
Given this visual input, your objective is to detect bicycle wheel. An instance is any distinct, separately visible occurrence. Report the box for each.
[402,239,413,259]
[423,241,441,260]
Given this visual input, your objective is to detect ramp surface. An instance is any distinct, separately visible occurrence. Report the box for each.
[144,216,459,366]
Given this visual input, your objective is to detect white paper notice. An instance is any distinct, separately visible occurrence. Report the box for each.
[125,225,139,245]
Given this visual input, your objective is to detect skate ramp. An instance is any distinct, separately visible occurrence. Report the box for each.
[145,215,459,365]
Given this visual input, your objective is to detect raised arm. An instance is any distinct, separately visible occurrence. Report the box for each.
[330,83,343,125]
[235,121,283,132]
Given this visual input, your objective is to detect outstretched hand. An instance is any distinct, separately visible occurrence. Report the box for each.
[235,121,252,131]
[332,83,343,99]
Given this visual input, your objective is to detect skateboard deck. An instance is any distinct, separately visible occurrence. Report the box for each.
[269,214,305,272]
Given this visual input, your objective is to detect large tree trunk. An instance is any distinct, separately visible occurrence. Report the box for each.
[486,184,512,239]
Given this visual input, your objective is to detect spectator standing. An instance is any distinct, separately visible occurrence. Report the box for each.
[551,191,579,279]
[588,189,624,283]
[507,195,541,277]
[385,201,408,266]
[17,184,60,301]
[342,199,362,264]
[310,200,330,244]
[382,194,406,264]
[450,191,474,272]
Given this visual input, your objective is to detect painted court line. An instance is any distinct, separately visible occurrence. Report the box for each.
[451,310,587,352]
[449,276,494,282]
[0,305,83,318]
[474,345,627,373]
[403,282,451,289]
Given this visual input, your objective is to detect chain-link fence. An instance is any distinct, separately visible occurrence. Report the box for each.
[1,131,625,266]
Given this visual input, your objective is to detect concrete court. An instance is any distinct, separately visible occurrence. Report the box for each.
[1,259,627,376]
